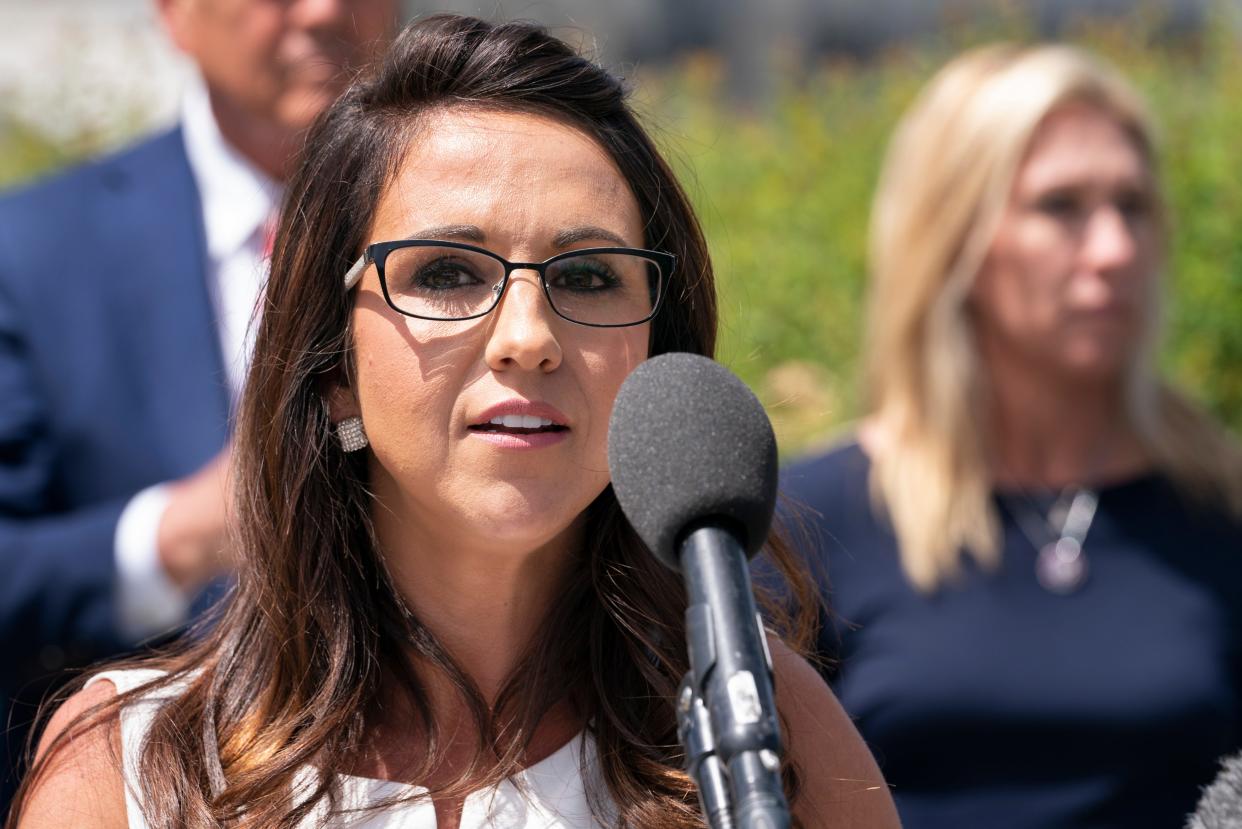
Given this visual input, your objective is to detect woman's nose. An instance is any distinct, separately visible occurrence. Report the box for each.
[288,0,351,29]
[483,271,564,373]
[1080,204,1139,273]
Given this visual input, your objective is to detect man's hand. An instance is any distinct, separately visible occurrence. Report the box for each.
[156,448,236,593]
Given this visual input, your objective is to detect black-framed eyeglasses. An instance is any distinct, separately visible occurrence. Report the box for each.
[343,240,673,328]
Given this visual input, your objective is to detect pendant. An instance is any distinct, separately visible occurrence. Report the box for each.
[1035,537,1088,594]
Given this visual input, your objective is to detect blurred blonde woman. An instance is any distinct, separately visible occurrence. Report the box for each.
[784,43,1242,828]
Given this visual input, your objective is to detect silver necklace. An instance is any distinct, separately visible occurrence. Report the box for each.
[1005,487,1099,594]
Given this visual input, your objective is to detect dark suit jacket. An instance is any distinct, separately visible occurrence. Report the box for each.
[0,127,230,805]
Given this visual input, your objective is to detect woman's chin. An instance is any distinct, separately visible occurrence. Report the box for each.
[454,493,594,554]
[1055,346,1135,384]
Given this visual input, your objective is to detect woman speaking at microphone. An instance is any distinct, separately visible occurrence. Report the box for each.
[10,15,896,829]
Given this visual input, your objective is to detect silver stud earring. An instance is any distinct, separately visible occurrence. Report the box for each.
[335,416,369,452]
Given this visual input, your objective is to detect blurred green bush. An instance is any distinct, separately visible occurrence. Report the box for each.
[0,120,76,193]
[637,14,1242,456]
[4,11,1239,458]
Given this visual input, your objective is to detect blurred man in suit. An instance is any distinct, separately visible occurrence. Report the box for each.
[0,0,398,806]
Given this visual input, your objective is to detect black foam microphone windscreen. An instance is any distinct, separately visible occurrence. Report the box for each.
[607,352,778,571]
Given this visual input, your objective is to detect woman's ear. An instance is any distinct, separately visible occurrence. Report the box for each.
[327,381,360,423]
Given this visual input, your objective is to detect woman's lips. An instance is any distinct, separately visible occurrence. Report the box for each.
[467,400,570,449]
[467,429,570,449]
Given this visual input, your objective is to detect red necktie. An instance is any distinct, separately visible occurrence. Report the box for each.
[261,211,279,259]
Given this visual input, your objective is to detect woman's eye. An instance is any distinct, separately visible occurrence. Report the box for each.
[414,260,481,291]
[551,262,620,291]
[1115,191,1153,220]
[1034,192,1082,218]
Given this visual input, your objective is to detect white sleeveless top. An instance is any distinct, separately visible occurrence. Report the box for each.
[87,669,615,828]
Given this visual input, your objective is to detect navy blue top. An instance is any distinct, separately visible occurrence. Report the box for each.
[782,440,1242,829]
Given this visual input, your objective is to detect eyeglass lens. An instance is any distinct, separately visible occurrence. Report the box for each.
[381,246,661,325]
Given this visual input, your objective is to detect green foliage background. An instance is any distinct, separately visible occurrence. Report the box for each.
[3,11,1239,458]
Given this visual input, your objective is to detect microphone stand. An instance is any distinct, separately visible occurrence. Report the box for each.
[675,523,791,829]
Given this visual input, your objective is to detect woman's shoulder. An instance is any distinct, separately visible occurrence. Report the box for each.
[12,667,182,828]
[784,432,868,475]
[11,674,131,829]
[782,433,870,500]
[769,638,899,828]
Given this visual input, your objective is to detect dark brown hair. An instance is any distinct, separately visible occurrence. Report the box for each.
[10,15,816,828]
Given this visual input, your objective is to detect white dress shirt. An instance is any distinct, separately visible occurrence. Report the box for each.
[114,76,280,638]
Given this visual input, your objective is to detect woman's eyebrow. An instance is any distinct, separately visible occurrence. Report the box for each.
[552,225,629,248]
[404,224,486,243]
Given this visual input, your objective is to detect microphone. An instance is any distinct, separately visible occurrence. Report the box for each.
[1188,752,1242,829]
[608,352,788,829]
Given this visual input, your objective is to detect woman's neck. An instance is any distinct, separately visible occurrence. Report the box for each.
[984,358,1147,489]
[400,553,564,700]
[355,505,585,790]
[371,501,582,704]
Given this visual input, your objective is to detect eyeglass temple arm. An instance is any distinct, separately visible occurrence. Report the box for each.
[343,254,368,290]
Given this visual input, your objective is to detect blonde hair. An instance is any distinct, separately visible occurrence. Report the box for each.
[865,43,1242,591]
